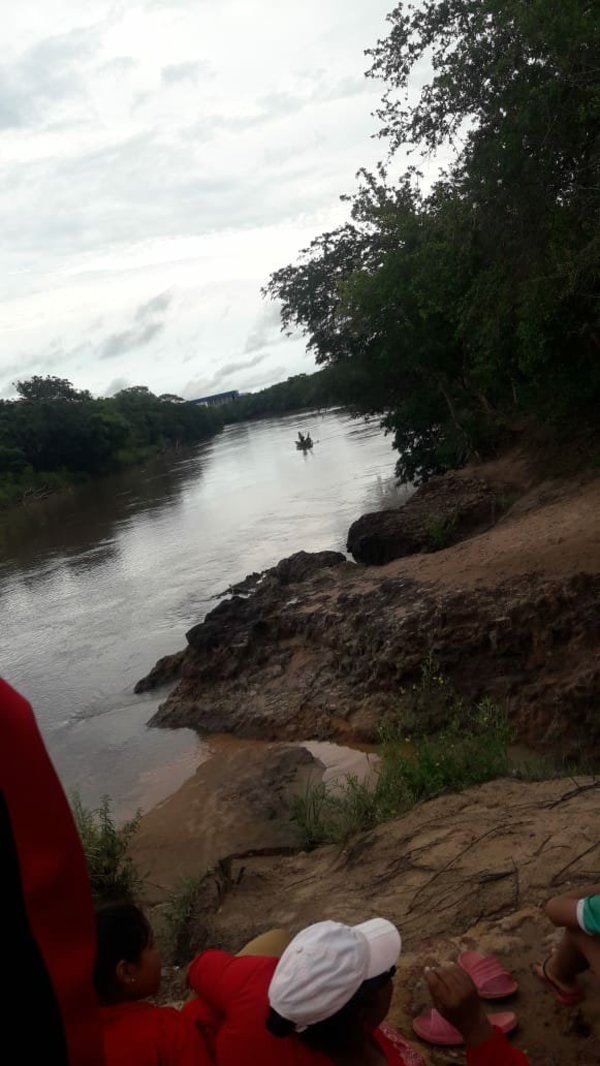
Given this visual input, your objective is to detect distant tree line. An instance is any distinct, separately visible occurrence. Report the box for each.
[0,377,223,509]
[265,0,600,483]
[220,365,346,422]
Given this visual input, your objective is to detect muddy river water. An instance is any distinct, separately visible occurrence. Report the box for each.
[0,409,406,814]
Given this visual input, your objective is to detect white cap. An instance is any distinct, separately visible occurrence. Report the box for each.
[268,918,401,1030]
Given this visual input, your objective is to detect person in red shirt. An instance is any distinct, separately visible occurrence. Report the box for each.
[1,677,103,1066]
[95,902,210,1066]
[186,918,530,1065]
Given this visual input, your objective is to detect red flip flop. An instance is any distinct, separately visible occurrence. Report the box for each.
[458,951,518,999]
[412,1008,517,1047]
[533,958,584,1006]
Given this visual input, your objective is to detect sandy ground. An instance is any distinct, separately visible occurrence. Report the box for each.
[384,473,600,589]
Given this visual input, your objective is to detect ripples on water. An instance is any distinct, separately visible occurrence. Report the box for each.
[0,409,408,812]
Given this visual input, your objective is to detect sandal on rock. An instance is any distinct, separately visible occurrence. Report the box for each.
[458,950,518,999]
[412,1008,517,1047]
[533,958,584,1006]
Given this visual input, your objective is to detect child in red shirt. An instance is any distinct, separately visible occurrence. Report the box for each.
[94,903,210,1066]
[186,918,530,1065]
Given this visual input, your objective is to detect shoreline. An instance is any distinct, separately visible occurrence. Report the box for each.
[136,445,600,757]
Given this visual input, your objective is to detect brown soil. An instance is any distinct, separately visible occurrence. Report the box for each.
[172,776,600,1066]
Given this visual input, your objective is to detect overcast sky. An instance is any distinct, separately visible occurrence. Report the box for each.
[0,0,400,400]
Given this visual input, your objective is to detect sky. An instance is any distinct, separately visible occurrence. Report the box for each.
[0,0,399,400]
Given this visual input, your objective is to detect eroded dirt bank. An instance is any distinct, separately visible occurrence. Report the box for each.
[137,461,600,755]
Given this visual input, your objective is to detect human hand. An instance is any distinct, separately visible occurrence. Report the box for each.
[425,963,493,1047]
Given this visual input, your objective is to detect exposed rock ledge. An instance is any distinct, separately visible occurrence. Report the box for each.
[137,555,600,754]
[136,466,600,755]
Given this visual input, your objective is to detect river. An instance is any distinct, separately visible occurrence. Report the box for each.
[0,409,406,814]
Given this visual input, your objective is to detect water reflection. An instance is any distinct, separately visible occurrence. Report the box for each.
[0,438,217,576]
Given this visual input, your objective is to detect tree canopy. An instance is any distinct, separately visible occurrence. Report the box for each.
[266,0,600,482]
[0,377,223,509]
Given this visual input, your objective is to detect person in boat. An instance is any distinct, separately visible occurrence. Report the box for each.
[94,903,210,1066]
[185,918,530,1065]
[298,431,306,444]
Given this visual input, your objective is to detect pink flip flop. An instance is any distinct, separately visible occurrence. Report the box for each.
[533,958,584,1006]
[458,951,518,999]
[412,1008,517,1047]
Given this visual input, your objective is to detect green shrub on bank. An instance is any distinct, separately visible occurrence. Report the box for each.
[293,698,511,849]
[72,793,141,904]
[163,874,208,964]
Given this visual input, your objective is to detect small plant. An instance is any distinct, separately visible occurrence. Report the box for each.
[422,510,459,550]
[163,874,208,964]
[71,793,141,904]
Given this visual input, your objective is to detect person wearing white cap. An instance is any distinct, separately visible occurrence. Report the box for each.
[266,917,423,1063]
[186,917,424,1065]
[185,918,530,1065]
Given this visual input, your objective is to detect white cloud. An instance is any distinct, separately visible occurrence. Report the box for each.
[0,0,401,401]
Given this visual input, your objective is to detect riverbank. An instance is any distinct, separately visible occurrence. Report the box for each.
[137,442,600,756]
[129,439,600,1063]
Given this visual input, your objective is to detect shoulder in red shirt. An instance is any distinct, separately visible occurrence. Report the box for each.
[100,1001,210,1066]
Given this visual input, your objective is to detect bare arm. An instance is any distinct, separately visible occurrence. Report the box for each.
[545,896,581,929]
[545,885,600,929]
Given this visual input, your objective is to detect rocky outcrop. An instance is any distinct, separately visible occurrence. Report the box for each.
[347,473,510,564]
[138,553,600,754]
[135,650,186,694]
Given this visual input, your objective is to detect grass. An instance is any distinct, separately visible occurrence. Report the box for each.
[162,874,208,963]
[422,510,459,550]
[72,793,142,904]
[292,663,592,850]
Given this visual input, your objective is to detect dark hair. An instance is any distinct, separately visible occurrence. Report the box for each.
[94,903,151,1003]
[267,968,396,1053]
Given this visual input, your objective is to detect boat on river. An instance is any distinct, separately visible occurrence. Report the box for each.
[296,433,313,451]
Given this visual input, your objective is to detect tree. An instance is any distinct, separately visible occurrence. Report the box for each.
[14,375,92,403]
[158,393,185,404]
[266,0,600,482]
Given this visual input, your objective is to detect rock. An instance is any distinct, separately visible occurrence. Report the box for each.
[347,473,508,565]
[271,550,346,585]
[139,551,600,757]
[134,650,185,693]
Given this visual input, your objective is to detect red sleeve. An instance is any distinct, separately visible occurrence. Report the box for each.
[467,1027,529,1066]
[158,1008,211,1066]
[187,949,238,1014]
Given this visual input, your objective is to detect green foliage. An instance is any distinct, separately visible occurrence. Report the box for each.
[293,700,511,849]
[422,511,459,551]
[0,377,223,509]
[266,1,600,483]
[292,669,514,849]
[163,874,208,963]
[220,366,347,423]
[71,793,142,904]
